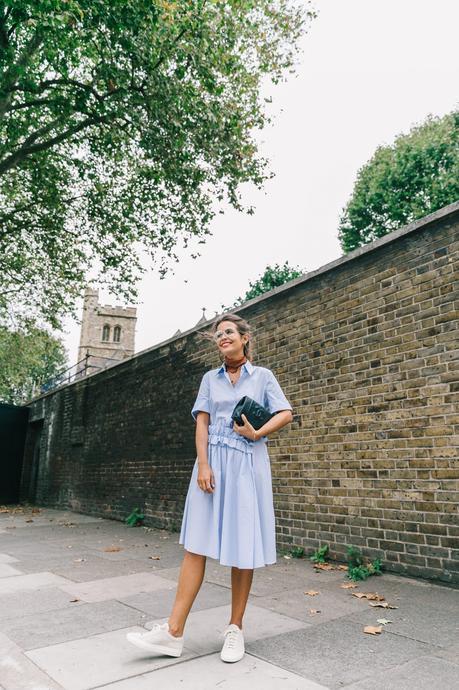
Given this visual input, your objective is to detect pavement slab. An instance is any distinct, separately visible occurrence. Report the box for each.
[343,655,459,689]
[432,641,459,665]
[0,632,64,690]
[16,555,162,582]
[152,557,319,597]
[0,564,24,577]
[246,582,368,625]
[0,542,82,559]
[56,570,180,602]
[250,573,459,631]
[346,584,459,647]
[2,599,148,651]
[25,625,199,690]
[99,652,329,690]
[119,580,231,618]
[0,586,86,623]
[0,571,71,594]
[246,618,438,689]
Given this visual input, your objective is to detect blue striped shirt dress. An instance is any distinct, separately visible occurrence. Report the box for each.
[178,360,293,569]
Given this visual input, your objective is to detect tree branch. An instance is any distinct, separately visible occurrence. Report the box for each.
[0,193,86,236]
[0,11,8,49]
[8,97,59,111]
[0,114,112,174]
[151,26,188,72]
[0,286,23,297]
[0,30,43,119]
[37,77,104,102]
[7,76,130,105]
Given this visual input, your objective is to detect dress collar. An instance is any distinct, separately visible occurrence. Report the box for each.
[216,359,254,376]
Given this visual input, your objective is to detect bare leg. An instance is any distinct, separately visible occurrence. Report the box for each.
[229,566,254,629]
[167,550,206,637]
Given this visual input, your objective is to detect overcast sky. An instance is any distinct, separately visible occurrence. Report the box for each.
[62,0,459,365]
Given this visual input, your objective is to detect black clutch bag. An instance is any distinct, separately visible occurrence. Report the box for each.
[231,396,275,430]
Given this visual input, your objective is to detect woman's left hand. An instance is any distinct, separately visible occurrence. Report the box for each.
[233,413,257,441]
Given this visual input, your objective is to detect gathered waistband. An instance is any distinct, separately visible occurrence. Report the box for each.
[207,418,266,455]
[208,419,253,454]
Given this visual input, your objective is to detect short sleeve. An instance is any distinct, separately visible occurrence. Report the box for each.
[264,369,293,414]
[191,372,211,421]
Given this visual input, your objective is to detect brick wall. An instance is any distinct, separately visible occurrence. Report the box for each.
[21,203,459,585]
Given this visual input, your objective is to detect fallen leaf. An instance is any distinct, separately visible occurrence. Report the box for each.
[364,625,383,635]
[25,519,34,523]
[69,598,80,603]
[341,583,358,589]
[377,618,392,625]
[337,565,348,571]
[304,590,320,596]
[369,602,398,609]
[103,546,122,552]
[313,563,335,570]
[352,592,385,601]
[148,555,161,560]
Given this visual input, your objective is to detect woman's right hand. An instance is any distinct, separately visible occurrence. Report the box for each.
[197,463,215,493]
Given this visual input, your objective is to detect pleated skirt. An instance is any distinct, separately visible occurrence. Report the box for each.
[178,425,277,569]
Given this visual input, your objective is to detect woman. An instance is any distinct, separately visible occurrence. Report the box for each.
[127,313,293,663]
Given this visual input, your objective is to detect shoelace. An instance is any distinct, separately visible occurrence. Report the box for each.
[224,629,241,648]
[146,623,162,634]
[153,622,182,638]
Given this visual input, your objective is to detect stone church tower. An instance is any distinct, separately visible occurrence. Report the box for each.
[77,287,137,376]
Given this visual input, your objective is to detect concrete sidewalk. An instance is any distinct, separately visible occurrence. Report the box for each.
[0,505,457,690]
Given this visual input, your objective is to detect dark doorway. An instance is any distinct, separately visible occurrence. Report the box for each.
[0,403,30,503]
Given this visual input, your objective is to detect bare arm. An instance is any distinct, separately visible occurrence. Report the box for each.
[195,411,214,493]
[233,409,293,442]
[195,411,210,466]
[254,409,293,441]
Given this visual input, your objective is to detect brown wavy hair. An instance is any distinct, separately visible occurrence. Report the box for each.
[198,313,254,362]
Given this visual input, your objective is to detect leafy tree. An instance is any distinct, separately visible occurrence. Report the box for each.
[221,260,304,310]
[0,321,68,404]
[0,0,315,329]
[338,111,459,252]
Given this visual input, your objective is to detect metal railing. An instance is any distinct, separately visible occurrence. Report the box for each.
[35,352,122,396]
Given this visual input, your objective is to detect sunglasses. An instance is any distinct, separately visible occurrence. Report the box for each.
[213,327,238,342]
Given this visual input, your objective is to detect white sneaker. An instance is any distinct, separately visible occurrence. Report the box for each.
[126,622,184,657]
[220,623,245,662]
